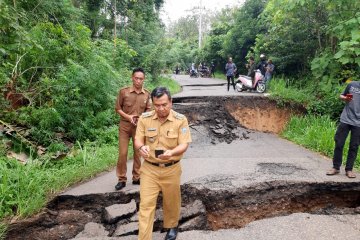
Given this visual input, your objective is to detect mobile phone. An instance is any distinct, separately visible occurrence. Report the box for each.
[132,116,139,124]
[346,94,353,100]
[155,149,164,158]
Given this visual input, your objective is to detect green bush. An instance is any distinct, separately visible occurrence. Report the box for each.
[269,77,346,119]
[95,125,119,146]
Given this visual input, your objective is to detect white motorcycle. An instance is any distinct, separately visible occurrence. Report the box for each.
[235,70,266,93]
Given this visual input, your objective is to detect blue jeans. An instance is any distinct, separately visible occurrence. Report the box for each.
[265,74,272,86]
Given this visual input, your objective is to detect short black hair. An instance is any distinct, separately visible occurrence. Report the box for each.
[151,87,172,101]
[132,67,145,76]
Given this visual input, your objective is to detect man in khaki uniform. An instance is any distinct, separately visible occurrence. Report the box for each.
[135,87,192,240]
[115,68,152,191]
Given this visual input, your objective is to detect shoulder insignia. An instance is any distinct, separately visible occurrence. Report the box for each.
[120,86,130,91]
[174,112,185,120]
[142,111,155,118]
[144,88,151,93]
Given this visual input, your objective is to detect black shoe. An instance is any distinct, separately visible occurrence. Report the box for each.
[115,181,126,190]
[132,179,140,185]
[165,228,178,240]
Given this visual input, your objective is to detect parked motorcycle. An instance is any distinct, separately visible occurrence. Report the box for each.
[235,70,266,93]
[199,67,211,78]
[190,70,199,78]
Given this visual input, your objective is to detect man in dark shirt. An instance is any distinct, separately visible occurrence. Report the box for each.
[257,54,268,76]
[225,57,237,91]
[246,57,256,87]
[210,62,216,78]
[327,81,360,178]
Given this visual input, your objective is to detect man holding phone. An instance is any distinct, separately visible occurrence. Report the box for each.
[327,81,360,178]
[135,87,192,240]
[114,68,152,190]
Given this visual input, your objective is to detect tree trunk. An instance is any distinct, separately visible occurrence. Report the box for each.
[114,0,117,48]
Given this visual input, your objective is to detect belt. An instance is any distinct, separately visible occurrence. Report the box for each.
[145,160,179,168]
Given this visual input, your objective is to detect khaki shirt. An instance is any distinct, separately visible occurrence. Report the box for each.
[115,86,151,122]
[135,109,192,163]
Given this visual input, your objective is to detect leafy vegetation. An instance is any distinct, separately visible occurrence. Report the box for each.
[0,76,179,223]
[1,0,167,150]
[268,77,345,119]
[166,0,359,86]
[0,0,183,233]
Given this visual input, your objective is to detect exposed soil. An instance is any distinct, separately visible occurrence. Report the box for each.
[5,96,360,240]
[173,97,256,144]
[173,96,301,135]
[225,97,295,134]
[199,182,360,230]
[6,181,360,239]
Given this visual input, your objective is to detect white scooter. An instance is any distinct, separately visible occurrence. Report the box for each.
[235,70,266,93]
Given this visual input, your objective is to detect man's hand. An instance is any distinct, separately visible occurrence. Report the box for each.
[158,150,173,160]
[128,115,139,126]
[341,94,352,102]
[139,145,150,158]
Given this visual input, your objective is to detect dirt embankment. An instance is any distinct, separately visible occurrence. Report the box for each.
[224,97,301,134]
[174,96,302,134]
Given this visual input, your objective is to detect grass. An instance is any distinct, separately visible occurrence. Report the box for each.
[281,115,336,157]
[268,78,316,107]
[145,75,182,94]
[214,71,227,80]
[0,223,5,240]
[0,144,118,220]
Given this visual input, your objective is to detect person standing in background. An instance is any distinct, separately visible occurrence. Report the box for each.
[210,62,216,78]
[246,56,256,87]
[114,68,152,190]
[225,57,237,91]
[265,59,275,86]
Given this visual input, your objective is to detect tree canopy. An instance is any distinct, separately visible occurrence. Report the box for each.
[0,0,166,149]
[164,0,359,80]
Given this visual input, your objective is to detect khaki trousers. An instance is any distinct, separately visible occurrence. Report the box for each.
[117,121,141,182]
[138,161,182,240]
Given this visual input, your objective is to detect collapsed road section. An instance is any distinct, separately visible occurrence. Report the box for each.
[5,96,360,240]
[6,182,360,239]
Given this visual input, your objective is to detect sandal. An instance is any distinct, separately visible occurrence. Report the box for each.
[326,168,340,175]
[346,171,356,178]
